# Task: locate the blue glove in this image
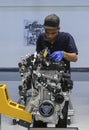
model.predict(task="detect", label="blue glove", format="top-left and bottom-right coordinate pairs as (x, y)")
top-left (51, 51), bottom-right (64, 62)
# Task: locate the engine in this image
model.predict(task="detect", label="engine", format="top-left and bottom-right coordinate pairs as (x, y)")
top-left (18, 51), bottom-right (73, 126)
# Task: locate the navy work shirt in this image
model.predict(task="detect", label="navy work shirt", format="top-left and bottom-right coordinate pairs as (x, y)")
top-left (36, 32), bottom-right (78, 73)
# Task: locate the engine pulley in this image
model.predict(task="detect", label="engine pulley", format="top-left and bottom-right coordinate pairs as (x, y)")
top-left (55, 93), bottom-right (64, 104)
top-left (39, 101), bottom-right (54, 117)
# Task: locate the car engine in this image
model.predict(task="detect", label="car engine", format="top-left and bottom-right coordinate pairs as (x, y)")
top-left (17, 50), bottom-right (73, 127)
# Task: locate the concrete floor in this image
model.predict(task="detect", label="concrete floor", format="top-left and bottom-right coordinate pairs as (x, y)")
top-left (0, 72), bottom-right (89, 130)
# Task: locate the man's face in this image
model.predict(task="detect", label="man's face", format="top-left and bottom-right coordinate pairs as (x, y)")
top-left (45, 28), bottom-right (59, 43)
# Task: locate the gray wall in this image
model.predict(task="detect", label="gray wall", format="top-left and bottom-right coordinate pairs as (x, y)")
top-left (0, 0), bottom-right (89, 68)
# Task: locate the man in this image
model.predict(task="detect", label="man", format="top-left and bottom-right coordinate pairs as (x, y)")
top-left (34, 14), bottom-right (78, 128)
top-left (36, 14), bottom-right (78, 73)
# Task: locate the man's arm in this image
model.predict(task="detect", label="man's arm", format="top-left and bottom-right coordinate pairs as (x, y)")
top-left (64, 52), bottom-right (78, 62)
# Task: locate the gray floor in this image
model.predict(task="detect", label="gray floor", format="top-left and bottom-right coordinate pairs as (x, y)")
top-left (0, 72), bottom-right (89, 130)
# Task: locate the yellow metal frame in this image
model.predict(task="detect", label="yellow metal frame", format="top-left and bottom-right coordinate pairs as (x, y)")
top-left (0, 84), bottom-right (32, 123)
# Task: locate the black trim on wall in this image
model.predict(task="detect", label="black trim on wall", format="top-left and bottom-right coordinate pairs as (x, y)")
top-left (71, 67), bottom-right (89, 72)
top-left (0, 67), bottom-right (89, 72)
top-left (0, 68), bottom-right (19, 72)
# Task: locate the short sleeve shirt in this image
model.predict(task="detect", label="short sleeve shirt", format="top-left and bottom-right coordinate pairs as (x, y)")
top-left (36, 32), bottom-right (78, 73)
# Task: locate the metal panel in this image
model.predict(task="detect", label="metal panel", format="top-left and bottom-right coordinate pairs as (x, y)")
top-left (28, 128), bottom-right (78, 130)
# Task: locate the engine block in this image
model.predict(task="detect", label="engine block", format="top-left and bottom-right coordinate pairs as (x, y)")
top-left (18, 51), bottom-right (73, 126)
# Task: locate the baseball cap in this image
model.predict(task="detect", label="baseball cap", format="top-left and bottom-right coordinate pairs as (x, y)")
top-left (43, 14), bottom-right (60, 29)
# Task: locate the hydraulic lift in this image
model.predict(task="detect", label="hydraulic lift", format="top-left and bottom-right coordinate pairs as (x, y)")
top-left (0, 114), bottom-right (1, 130)
top-left (0, 84), bottom-right (32, 123)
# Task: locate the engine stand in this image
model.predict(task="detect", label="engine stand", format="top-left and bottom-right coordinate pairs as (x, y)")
top-left (67, 97), bottom-right (75, 125)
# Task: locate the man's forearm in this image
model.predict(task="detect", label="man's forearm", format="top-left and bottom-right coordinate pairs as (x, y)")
top-left (64, 52), bottom-right (78, 62)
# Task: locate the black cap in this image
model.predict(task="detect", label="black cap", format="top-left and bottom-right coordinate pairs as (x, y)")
top-left (43, 14), bottom-right (60, 29)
